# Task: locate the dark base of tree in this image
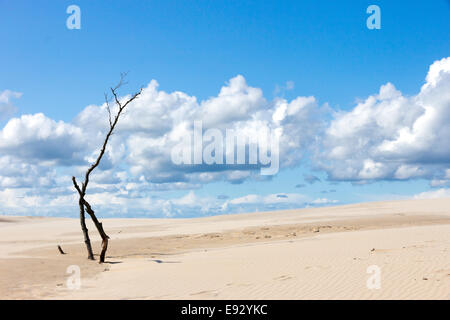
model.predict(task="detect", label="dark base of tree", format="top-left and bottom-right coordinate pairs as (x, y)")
top-left (100, 239), bottom-right (108, 263)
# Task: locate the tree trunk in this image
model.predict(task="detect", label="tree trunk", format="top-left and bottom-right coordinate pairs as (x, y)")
top-left (83, 199), bottom-right (109, 263)
top-left (100, 238), bottom-right (108, 263)
top-left (79, 199), bottom-right (94, 260)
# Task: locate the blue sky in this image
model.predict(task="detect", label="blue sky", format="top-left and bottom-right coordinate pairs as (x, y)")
top-left (0, 1), bottom-right (449, 217)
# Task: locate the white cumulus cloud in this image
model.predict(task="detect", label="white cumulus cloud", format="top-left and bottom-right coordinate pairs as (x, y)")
top-left (318, 57), bottom-right (450, 183)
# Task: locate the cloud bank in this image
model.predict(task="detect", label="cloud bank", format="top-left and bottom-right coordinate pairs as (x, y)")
top-left (317, 57), bottom-right (450, 183)
top-left (1, 57), bottom-right (449, 217)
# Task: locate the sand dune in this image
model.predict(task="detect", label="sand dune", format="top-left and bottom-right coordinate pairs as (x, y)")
top-left (1, 198), bottom-right (449, 299)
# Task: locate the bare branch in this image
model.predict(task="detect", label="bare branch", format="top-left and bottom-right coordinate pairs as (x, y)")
top-left (112, 72), bottom-right (129, 92)
top-left (72, 176), bottom-right (82, 196)
top-left (111, 86), bottom-right (122, 109)
top-left (82, 83), bottom-right (142, 194)
top-left (104, 93), bottom-right (112, 127)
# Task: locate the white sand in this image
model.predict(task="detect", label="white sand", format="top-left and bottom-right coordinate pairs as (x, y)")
top-left (1, 198), bottom-right (449, 299)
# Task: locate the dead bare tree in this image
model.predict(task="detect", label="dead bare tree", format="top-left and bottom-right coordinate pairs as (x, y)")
top-left (72, 74), bottom-right (142, 263)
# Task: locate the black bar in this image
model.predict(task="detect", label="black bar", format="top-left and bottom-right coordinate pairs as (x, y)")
top-left (1, 300), bottom-right (447, 319)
